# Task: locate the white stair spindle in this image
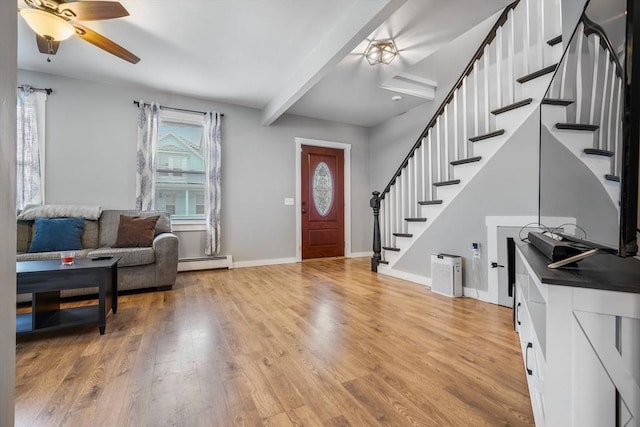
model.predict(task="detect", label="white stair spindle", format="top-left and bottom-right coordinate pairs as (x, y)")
top-left (399, 173), bottom-right (405, 233)
top-left (589, 35), bottom-right (600, 128)
top-left (539, 0), bottom-right (545, 69)
top-left (411, 153), bottom-right (418, 217)
top-left (508, 9), bottom-right (515, 103)
top-left (575, 25), bottom-right (584, 123)
top-left (389, 187), bottom-right (395, 245)
top-left (496, 27), bottom-right (503, 109)
top-left (436, 118), bottom-right (442, 183)
top-left (421, 138), bottom-right (427, 201)
top-left (406, 158), bottom-right (413, 220)
top-left (483, 48), bottom-right (490, 133)
top-left (454, 89), bottom-right (459, 162)
top-left (473, 62), bottom-right (479, 137)
top-left (383, 195), bottom-right (389, 248)
top-left (395, 179), bottom-right (401, 235)
top-left (462, 78), bottom-right (469, 158)
top-left (614, 78), bottom-right (622, 177)
top-left (606, 69), bottom-right (616, 155)
top-left (524, 0), bottom-right (531, 74)
top-left (444, 106), bottom-right (450, 180)
top-left (599, 49), bottom-right (610, 151)
top-left (560, 52), bottom-right (568, 99)
top-left (427, 133), bottom-right (433, 200)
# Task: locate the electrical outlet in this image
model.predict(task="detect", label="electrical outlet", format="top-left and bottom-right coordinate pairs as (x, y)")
top-left (284, 198), bottom-right (294, 206)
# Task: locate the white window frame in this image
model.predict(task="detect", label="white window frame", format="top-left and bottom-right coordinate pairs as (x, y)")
top-left (157, 109), bottom-right (206, 231)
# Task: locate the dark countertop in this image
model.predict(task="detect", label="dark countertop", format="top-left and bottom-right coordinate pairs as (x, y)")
top-left (517, 242), bottom-right (640, 294)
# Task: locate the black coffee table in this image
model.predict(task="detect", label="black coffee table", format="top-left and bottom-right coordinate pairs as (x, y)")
top-left (16, 257), bottom-right (119, 335)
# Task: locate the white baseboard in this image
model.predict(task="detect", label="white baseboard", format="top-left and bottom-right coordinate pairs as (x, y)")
top-left (377, 266), bottom-right (431, 287)
top-left (233, 257), bottom-right (298, 269)
top-left (377, 266), bottom-right (492, 303)
top-left (347, 251), bottom-right (372, 258)
top-left (178, 255), bottom-right (233, 272)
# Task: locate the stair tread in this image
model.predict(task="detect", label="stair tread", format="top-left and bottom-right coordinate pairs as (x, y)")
top-left (605, 174), bottom-right (620, 182)
top-left (556, 123), bottom-right (599, 131)
top-left (451, 156), bottom-right (482, 166)
top-left (469, 129), bottom-right (505, 142)
top-left (405, 218), bottom-right (427, 222)
top-left (418, 200), bottom-right (443, 205)
top-left (382, 246), bottom-right (400, 252)
top-left (491, 98), bottom-right (533, 115)
top-left (542, 98), bottom-right (574, 106)
top-left (433, 179), bottom-right (461, 187)
top-left (584, 148), bottom-right (614, 157)
top-left (517, 64), bottom-right (558, 83)
top-left (393, 233), bottom-right (413, 238)
top-left (547, 35), bottom-right (562, 46)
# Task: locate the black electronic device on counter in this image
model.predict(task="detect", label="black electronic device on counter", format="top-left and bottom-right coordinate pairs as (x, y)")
top-left (527, 231), bottom-right (582, 262)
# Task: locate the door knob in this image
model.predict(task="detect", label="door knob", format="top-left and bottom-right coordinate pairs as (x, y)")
top-left (302, 208), bottom-right (307, 214)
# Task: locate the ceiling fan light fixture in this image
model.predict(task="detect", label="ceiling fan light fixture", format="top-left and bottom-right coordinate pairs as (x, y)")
top-left (364, 40), bottom-right (398, 65)
top-left (20, 9), bottom-right (75, 41)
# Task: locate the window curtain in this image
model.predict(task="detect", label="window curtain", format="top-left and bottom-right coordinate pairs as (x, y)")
top-left (135, 101), bottom-right (160, 210)
top-left (204, 112), bottom-right (222, 255)
top-left (16, 85), bottom-right (43, 211)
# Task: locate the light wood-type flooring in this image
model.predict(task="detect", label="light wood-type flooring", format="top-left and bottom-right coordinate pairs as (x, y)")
top-left (15, 257), bottom-right (534, 426)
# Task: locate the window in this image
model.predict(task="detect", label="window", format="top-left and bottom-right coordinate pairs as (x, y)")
top-left (155, 110), bottom-right (206, 221)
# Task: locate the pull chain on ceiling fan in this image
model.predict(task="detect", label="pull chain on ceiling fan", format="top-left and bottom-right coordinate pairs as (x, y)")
top-left (19, 0), bottom-right (140, 64)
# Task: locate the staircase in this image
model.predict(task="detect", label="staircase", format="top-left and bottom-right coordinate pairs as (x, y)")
top-left (370, 0), bottom-right (564, 279)
top-left (542, 14), bottom-right (624, 209)
top-left (370, 0), bottom-right (627, 291)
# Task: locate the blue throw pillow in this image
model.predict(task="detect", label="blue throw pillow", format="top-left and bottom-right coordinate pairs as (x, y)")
top-left (28, 217), bottom-right (85, 253)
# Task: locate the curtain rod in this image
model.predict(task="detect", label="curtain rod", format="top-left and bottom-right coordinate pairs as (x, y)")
top-left (17, 85), bottom-right (52, 95)
top-left (132, 100), bottom-right (224, 117)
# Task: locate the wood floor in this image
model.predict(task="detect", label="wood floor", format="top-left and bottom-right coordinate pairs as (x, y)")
top-left (15, 257), bottom-right (534, 426)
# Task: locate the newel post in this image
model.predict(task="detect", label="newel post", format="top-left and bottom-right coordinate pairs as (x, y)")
top-left (370, 191), bottom-right (382, 272)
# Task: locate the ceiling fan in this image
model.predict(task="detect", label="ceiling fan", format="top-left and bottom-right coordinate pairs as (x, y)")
top-left (18, 0), bottom-right (140, 64)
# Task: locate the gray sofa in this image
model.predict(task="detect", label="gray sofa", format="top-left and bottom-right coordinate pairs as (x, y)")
top-left (17, 208), bottom-right (179, 302)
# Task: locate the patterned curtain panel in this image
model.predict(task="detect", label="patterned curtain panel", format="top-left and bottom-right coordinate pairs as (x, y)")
top-left (16, 86), bottom-right (42, 211)
top-left (135, 101), bottom-right (160, 210)
top-left (204, 112), bottom-right (222, 255)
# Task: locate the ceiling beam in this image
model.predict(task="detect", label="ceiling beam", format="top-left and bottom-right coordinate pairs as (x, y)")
top-left (260, 0), bottom-right (407, 126)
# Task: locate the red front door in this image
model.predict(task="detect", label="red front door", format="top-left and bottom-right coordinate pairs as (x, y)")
top-left (301, 145), bottom-right (344, 259)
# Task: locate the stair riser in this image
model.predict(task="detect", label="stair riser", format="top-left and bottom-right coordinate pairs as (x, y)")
top-left (435, 183), bottom-right (462, 203)
top-left (494, 103), bottom-right (537, 134)
top-left (453, 159), bottom-right (485, 183)
top-left (517, 72), bottom-right (554, 100)
top-left (541, 103), bottom-right (568, 125)
top-left (419, 203), bottom-right (445, 218)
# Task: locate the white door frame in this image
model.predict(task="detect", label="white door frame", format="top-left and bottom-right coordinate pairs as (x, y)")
top-left (295, 137), bottom-right (351, 262)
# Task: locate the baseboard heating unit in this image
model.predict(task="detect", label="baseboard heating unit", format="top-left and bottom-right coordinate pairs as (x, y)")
top-left (178, 255), bottom-right (233, 271)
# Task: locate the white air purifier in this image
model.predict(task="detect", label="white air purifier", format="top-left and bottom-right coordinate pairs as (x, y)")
top-left (431, 254), bottom-right (462, 297)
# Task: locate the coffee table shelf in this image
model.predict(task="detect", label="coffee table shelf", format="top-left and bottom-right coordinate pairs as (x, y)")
top-left (17, 306), bottom-right (100, 335)
top-left (17, 257), bottom-right (119, 335)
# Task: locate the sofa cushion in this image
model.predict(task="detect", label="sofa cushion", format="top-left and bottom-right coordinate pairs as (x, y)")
top-left (81, 220), bottom-right (99, 249)
top-left (99, 210), bottom-right (171, 247)
top-left (113, 215), bottom-right (160, 248)
top-left (88, 247), bottom-right (155, 267)
top-left (18, 204), bottom-right (102, 220)
top-left (18, 249), bottom-right (93, 262)
top-left (17, 220), bottom-right (32, 253)
top-left (28, 217), bottom-right (84, 253)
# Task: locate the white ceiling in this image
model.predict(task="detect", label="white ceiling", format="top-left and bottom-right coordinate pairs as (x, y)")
top-left (17, 0), bottom-right (511, 128)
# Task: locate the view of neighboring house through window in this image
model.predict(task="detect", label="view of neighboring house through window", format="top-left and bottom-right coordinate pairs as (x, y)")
top-left (155, 111), bottom-right (206, 220)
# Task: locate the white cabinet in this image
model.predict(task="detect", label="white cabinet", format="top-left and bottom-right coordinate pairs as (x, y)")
top-left (515, 245), bottom-right (640, 427)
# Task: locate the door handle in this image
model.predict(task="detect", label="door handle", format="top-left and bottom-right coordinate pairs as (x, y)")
top-left (516, 302), bottom-right (521, 325)
top-left (525, 342), bottom-right (533, 375)
top-left (302, 208), bottom-right (307, 214)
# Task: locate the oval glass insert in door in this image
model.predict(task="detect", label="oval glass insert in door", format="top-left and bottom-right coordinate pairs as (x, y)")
top-left (312, 162), bottom-right (333, 216)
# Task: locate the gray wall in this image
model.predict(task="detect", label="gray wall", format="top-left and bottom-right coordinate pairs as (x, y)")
top-left (562, 0), bottom-right (589, 47)
top-left (17, 70), bottom-right (371, 262)
top-left (0, 1), bottom-right (17, 424)
top-left (368, 11), bottom-right (500, 193)
top-left (393, 111), bottom-right (540, 291)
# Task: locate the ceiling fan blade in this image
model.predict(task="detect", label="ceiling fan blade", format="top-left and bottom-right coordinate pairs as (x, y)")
top-left (57, 1), bottom-right (129, 21)
top-left (71, 22), bottom-right (140, 64)
top-left (36, 34), bottom-right (60, 55)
